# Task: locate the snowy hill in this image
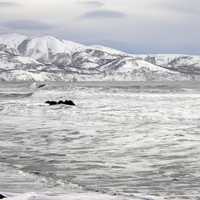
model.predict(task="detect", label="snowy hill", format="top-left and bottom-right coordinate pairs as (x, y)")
top-left (0, 33), bottom-right (199, 81)
top-left (0, 33), bottom-right (27, 49)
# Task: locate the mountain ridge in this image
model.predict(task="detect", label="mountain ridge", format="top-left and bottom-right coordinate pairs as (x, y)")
top-left (0, 33), bottom-right (199, 81)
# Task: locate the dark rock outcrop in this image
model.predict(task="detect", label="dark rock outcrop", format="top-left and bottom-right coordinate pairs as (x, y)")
top-left (45, 100), bottom-right (75, 106)
top-left (0, 194), bottom-right (6, 199)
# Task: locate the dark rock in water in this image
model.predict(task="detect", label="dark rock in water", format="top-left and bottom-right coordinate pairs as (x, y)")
top-left (64, 100), bottom-right (76, 106)
top-left (58, 100), bottom-right (64, 104)
top-left (45, 101), bottom-right (57, 106)
top-left (45, 100), bottom-right (76, 106)
top-left (37, 84), bottom-right (46, 88)
top-left (0, 194), bottom-right (6, 199)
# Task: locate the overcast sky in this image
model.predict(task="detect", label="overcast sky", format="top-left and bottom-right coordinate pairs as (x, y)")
top-left (0, 0), bottom-right (200, 54)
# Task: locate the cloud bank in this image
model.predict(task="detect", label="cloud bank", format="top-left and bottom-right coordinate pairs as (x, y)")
top-left (0, 0), bottom-right (199, 54)
top-left (78, 0), bottom-right (104, 7)
top-left (81, 9), bottom-right (126, 19)
top-left (0, 1), bottom-right (20, 7)
top-left (1, 20), bottom-right (54, 30)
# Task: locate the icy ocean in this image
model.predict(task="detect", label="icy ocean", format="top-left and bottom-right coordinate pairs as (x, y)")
top-left (0, 81), bottom-right (200, 200)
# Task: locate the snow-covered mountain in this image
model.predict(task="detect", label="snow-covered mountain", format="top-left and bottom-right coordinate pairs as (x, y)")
top-left (0, 33), bottom-right (199, 81)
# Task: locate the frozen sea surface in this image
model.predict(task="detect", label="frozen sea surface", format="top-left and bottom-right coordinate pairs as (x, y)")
top-left (0, 81), bottom-right (200, 200)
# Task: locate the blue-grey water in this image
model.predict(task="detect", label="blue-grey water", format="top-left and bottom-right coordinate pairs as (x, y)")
top-left (0, 81), bottom-right (200, 200)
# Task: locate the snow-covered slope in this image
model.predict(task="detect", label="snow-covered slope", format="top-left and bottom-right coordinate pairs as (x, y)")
top-left (17, 36), bottom-right (72, 63)
top-left (141, 54), bottom-right (200, 74)
top-left (0, 33), bottom-right (199, 81)
top-left (90, 45), bottom-right (128, 55)
top-left (0, 33), bottom-right (27, 49)
top-left (62, 40), bottom-right (86, 53)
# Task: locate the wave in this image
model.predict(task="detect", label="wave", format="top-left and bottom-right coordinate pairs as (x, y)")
top-left (2, 192), bottom-right (131, 200)
top-left (0, 82), bottom-right (46, 99)
top-left (2, 191), bottom-right (160, 200)
top-left (0, 161), bottom-right (158, 200)
top-left (0, 92), bottom-right (33, 99)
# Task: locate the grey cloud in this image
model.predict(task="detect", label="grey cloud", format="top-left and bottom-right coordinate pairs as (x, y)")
top-left (81, 9), bottom-right (126, 19)
top-left (78, 0), bottom-right (104, 7)
top-left (0, 1), bottom-right (20, 7)
top-left (155, 0), bottom-right (200, 16)
top-left (1, 20), bottom-right (55, 30)
top-left (1, 0), bottom-right (199, 55)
